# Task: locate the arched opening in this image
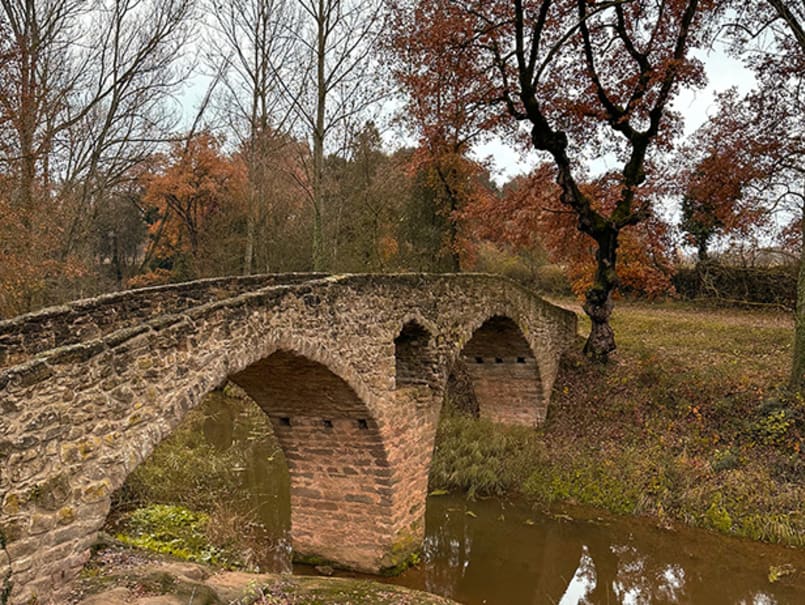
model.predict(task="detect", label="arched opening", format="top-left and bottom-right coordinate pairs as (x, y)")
top-left (230, 350), bottom-right (394, 571)
top-left (454, 316), bottom-right (543, 426)
top-left (108, 388), bottom-right (292, 573)
top-left (394, 320), bottom-right (436, 389)
top-left (105, 349), bottom-right (396, 579)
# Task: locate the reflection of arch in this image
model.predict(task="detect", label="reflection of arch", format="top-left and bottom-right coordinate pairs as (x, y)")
top-left (395, 320), bottom-right (436, 389)
top-left (456, 315), bottom-right (544, 426)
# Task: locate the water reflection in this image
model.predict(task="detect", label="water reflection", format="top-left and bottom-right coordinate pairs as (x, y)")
top-left (202, 392), bottom-right (293, 572)
top-left (387, 496), bottom-right (805, 605)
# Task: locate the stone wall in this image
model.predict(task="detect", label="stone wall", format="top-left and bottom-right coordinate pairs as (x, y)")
top-left (0, 272), bottom-right (576, 604)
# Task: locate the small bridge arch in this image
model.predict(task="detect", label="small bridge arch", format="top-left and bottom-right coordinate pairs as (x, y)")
top-left (457, 314), bottom-right (545, 426)
top-left (0, 273), bottom-right (576, 604)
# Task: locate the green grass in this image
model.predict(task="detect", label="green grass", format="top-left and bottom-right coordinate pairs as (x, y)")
top-left (115, 504), bottom-right (229, 565)
top-left (429, 409), bottom-right (546, 499)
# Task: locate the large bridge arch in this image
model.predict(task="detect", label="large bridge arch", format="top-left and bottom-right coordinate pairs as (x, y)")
top-left (231, 349), bottom-right (396, 571)
top-left (454, 313), bottom-right (545, 426)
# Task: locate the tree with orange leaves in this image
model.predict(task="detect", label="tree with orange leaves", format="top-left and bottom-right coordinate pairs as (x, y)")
top-left (388, 1), bottom-right (502, 271)
top-left (464, 164), bottom-right (675, 298)
top-left (677, 89), bottom-right (774, 262)
top-left (391, 0), bottom-right (720, 360)
top-left (140, 132), bottom-right (247, 281)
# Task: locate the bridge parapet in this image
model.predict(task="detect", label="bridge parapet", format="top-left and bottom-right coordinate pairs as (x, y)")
top-left (0, 273), bottom-right (326, 370)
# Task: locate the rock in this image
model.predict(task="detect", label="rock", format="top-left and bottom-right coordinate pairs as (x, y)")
top-left (77, 587), bottom-right (132, 605)
top-left (204, 571), bottom-right (275, 602)
top-left (151, 560), bottom-right (209, 582)
top-left (134, 597), bottom-right (184, 605)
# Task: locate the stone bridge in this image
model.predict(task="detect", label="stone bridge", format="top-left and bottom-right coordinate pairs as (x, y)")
top-left (0, 273), bottom-right (577, 604)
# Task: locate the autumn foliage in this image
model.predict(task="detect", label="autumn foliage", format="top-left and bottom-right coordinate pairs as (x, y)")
top-left (463, 165), bottom-right (675, 298)
top-left (389, 0), bottom-right (721, 360)
top-left (139, 133), bottom-right (247, 282)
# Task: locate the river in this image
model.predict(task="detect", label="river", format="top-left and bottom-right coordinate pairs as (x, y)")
top-left (185, 393), bottom-right (805, 604)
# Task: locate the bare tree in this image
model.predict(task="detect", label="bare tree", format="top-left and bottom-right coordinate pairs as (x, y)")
top-left (206, 0), bottom-right (302, 274)
top-left (60, 0), bottom-right (196, 259)
top-left (0, 0), bottom-right (81, 220)
top-left (283, 0), bottom-right (386, 270)
top-left (0, 0), bottom-right (195, 286)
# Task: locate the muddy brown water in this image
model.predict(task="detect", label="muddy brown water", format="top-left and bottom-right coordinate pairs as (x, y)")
top-left (196, 395), bottom-right (805, 604)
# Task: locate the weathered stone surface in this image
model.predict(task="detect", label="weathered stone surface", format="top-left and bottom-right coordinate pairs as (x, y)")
top-left (0, 272), bottom-right (576, 603)
top-left (75, 587), bottom-right (133, 605)
top-left (140, 561), bottom-right (209, 582)
top-left (204, 571), bottom-right (275, 602)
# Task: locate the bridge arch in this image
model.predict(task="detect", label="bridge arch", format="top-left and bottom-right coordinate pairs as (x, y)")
top-left (230, 349), bottom-right (395, 571)
top-left (0, 273), bottom-right (577, 603)
top-left (451, 312), bottom-right (545, 426)
top-left (394, 318), bottom-right (440, 391)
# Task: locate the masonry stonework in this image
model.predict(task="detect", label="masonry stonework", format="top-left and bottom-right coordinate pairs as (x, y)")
top-left (0, 273), bottom-right (576, 604)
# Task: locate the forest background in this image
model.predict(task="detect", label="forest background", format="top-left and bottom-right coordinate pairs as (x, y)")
top-left (0, 0), bottom-right (802, 367)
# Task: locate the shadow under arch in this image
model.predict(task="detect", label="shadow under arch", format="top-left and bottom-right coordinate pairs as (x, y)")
top-left (453, 314), bottom-right (544, 426)
top-left (228, 349), bottom-right (396, 572)
top-left (395, 319), bottom-right (439, 390)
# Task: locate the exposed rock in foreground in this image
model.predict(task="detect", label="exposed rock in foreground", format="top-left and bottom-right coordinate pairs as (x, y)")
top-left (67, 544), bottom-right (457, 605)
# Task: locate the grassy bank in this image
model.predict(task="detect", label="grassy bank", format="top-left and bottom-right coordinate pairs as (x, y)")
top-left (431, 300), bottom-right (804, 546)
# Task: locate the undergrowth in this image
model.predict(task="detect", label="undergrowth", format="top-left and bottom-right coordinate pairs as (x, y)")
top-left (429, 409), bottom-right (544, 499)
top-left (109, 390), bottom-right (290, 571)
top-left (114, 504), bottom-right (229, 565)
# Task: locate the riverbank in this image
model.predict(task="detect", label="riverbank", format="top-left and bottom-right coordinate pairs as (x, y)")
top-left (68, 540), bottom-right (457, 605)
top-left (432, 300), bottom-right (803, 546)
top-left (102, 298), bottom-right (803, 594)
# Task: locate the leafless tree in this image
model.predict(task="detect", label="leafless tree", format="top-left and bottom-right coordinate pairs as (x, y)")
top-left (283, 0), bottom-right (387, 270)
top-left (0, 0), bottom-right (195, 262)
top-left (206, 0), bottom-right (303, 274)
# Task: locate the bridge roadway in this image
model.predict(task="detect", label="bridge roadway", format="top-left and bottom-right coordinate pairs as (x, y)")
top-left (0, 272), bottom-right (576, 604)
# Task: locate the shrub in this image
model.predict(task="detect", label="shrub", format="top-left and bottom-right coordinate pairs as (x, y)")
top-left (673, 262), bottom-right (796, 308)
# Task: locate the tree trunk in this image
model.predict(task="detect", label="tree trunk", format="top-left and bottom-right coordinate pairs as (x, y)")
top-left (583, 288), bottom-right (616, 362)
top-left (582, 228), bottom-right (619, 362)
top-left (311, 0), bottom-right (326, 271)
top-left (790, 203), bottom-right (805, 391)
top-left (243, 207), bottom-right (255, 276)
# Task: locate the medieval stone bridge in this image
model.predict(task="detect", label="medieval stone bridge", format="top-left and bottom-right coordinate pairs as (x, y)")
top-left (0, 273), bottom-right (577, 603)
